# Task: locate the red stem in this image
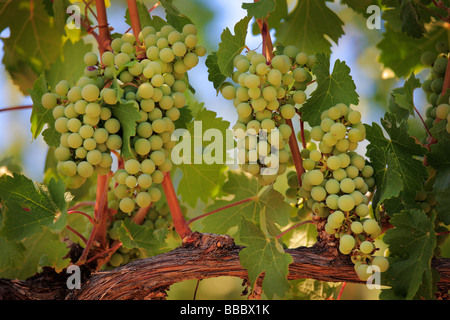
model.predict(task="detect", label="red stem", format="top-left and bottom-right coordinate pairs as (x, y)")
top-left (126, 0), bottom-right (146, 59)
top-left (68, 210), bottom-right (96, 225)
top-left (94, 0), bottom-right (111, 55)
top-left (187, 197), bottom-right (255, 225)
top-left (161, 172), bottom-right (192, 239)
top-left (0, 105), bottom-right (32, 112)
top-left (336, 282), bottom-right (347, 300)
top-left (286, 118), bottom-right (304, 186)
top-left (66, 226), bottom-right (87, 244)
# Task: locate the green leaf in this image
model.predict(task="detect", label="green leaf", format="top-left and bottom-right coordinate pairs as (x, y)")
top-left (0, 236), bottom-right (26, 272)
top-left (0, 227), bottom-right (61, 280)
top-left (276, 0), bottom-right (344, 55)
top-left (301, 53), bottom-right (359, 126)
top-left (238, 214), bottom-right (293, 299)
top-left (0, 174), bottom-right (68, 241)
top-left (202, 171), bottom-right (291, 235)
top-left (117, 219), bottom-right (168, 257)
top-left (160, 0), bottom-right (193, 32)
top-left (0, 0), bottom-right (62, 93)
top-left (53, 0), bottom-right (71, 35)
top-left (38, 240), bottom-right (70, 272)
top-left (365, 112), bottom-right (428, 215)
top-left (288, 278), bottom-right (341, 300)
top-left (110, 100), bottom-right (142, 159)
top-left (399, 0), bottom-right (426, 38)
top-left (381, 209), bottom-right (436, 300)
top-left (377, 24), bottom-right (448, 78)
top-left (29, 73), bottom-right (57, 144)
top-left (205, 52), bottom-right (227, 90)
top-left (173, 105), bottom-right (230, 207)
top-left (251, 0), bottom-right (288, 36)
top-left (242, 0), bottom-right (276, 19)
top-left (393, 72), bottom-right (421, 117)
top-left (217, 16), bottom-right (252, 77)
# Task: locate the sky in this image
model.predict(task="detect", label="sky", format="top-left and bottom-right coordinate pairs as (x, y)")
top-left (0, 0), bottom-right (401, 183)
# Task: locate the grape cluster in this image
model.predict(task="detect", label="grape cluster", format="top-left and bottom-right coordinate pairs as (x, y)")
top-left (42, 66), bottom-right (123, 189)
top-left (297, 103), bottom-right (389, 281)
top-left (421, 40), bottom-right (449, 130)
top-left (219, 46), bottom-right (317, 185)
top-left (44, 23), bottom-right (204, 210)
top-left (107, 24), bottom-right (204, 214)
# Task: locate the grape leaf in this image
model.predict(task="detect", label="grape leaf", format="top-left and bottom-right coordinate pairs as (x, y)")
top-left (0, 0), bottom-right (62, 93)
top-left (201, 171), bottom-right (291, 235)
top-left (117, 219), bottom-right (168, 257)
top-left (0, 236), bottom-right (26, 272)
top-left (435, 189), bottom-right (450, 225)
top-left (399, 0), bottom-right (426, 38)
top-left (110, 100), bottom-right (141, 159)
top-left (0, 227), bottom-right (62, 280)
top-left (53, 0), bottom-right (72, 35)
top-left (365, 112), bottom-right (428, 215)
top-left (392, 72), bottom-right (421, 117)
top-left (301, 53), bottom-right (359, 126)
top-left (29, 72), bottom-right (59, 146)
top-left (288, 278), bottom-right (341, 300)
top-left (251, 0), bottom-right (288, 36)
top-left (381, 209), bottom-right (436, 300)
top-left (377, 24), bottom-right (448, 78)
top-left (159, 0), bottom-right (193, 32)
top-left (276, 0), bottom-right (344, 55)
top-left (173, 105), bottom-right (230, 207)
top-left (238, 213), bottom-right (293, 299)
top-left (242, 0), bottom-right (276, 19)
top-left (0, 174), bottom-right (68, 241)
top-left (205, 52), bottom-right (227, 90)
top-left (38, 240), bottom-right (70, 272)
top-left (217, 16), bottom-right (252, 77)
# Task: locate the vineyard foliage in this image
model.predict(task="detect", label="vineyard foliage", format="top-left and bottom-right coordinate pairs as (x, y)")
top-left (0, 0), bottom-right (449, 300)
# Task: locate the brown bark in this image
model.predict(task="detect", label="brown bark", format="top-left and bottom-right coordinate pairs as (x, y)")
top-left (0, 232), bottom-right (449, 300)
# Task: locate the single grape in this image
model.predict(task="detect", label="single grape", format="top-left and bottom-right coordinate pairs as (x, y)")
top-left (360, 241), bottom-right (374, 254)
top-left (338, 195), bottom-right (355, 212)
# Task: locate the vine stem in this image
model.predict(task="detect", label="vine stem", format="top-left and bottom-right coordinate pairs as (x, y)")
top-left (0, 105), bottom-right (32, 112)
top-left (94, 0), bottom-right (112, 55)
top-left (161, 172), bottom-right (192, 239)
top-left (187, 197), bottom-right (255, 225)
top-left (67, 210), bottom-right (96, 225)
top-left (286, 118), bottom-right (305, 185)
top-left (127, 0), bottom-right (146, 59)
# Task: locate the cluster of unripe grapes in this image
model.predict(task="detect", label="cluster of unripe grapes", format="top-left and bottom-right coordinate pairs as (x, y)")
top-left (296, 103), bottom-right (389, 280)
top-left (219, 45), bottom-right (317, 185)
top-left (41, 64), bottom-right (123, 189)
top-left (421, 40), bottom-right (449, 132)
top-left (43, 23), bottom-right (204, 213)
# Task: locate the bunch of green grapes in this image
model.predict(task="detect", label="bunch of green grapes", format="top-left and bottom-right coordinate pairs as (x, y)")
top-left (41, 62), bottom-right (123, 189)
top-left (297, 103), bottom-right (389, 281)
top-left (421, 40), bottom-right (449, 131)
top-left (219, 46), bottom-right (317, 186)
top-left (102, 24), bottom-right (204, 213)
